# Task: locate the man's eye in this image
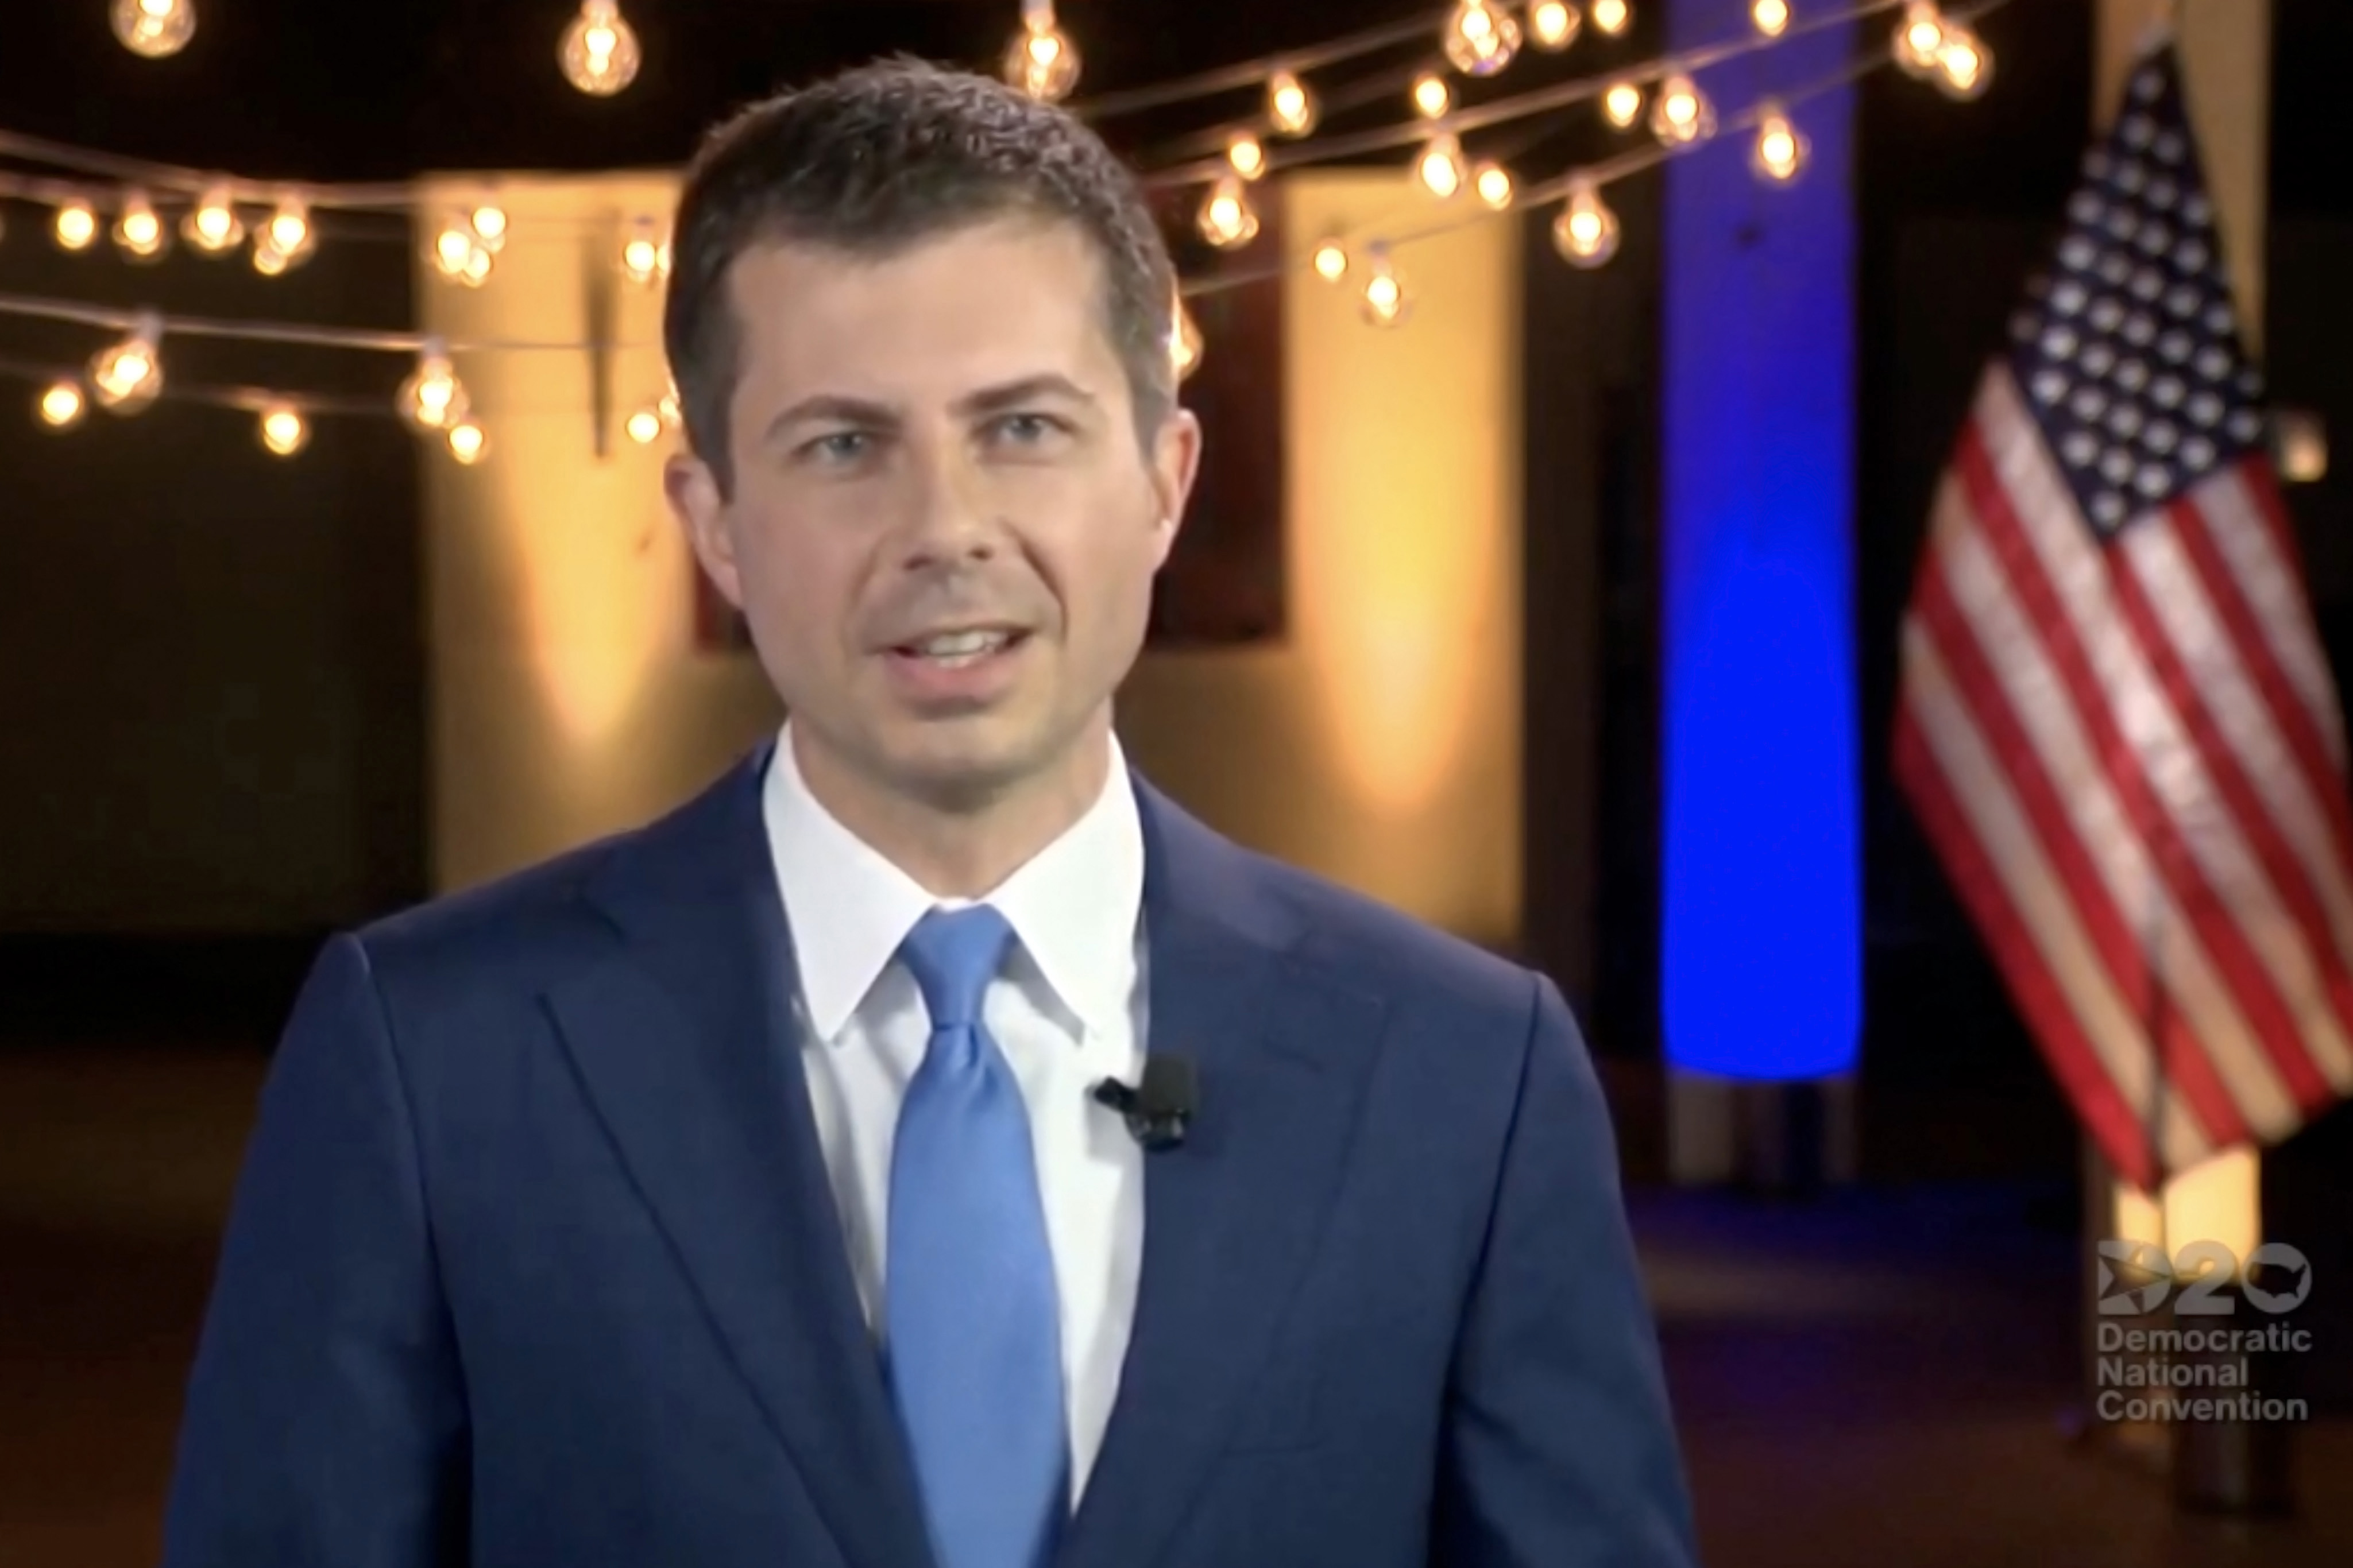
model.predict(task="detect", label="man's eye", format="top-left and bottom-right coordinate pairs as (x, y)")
top-left (994, 413), bottom-right (1064, 444)
top-left (803, 431), bottom-right (871, 463)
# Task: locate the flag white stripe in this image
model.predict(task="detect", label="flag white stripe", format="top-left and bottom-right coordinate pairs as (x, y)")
top-left (1902, 619), bottom-right (2213, 1171)
top-left (1934, 491), bottom-right (2297, 1139)
top-left (2195, 466), bottom-right (2350, 770)
top-left (2119, 516), bottom-right (2353, 984)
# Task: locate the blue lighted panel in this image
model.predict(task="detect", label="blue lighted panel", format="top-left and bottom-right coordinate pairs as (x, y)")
top-left (1660, 0), bottom-right (1860, 1079)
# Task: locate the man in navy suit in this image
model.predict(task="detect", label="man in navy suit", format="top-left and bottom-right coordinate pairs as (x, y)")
top-left (162, 58), bottom-right (1698, 1568)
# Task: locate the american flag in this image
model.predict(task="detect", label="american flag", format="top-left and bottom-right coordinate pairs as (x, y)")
top-left (1892, 44), bottom-right (2353, 1190)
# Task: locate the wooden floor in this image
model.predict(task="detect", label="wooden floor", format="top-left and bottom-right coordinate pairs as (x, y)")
top-left (2, 1044), bottom-right (2348, 1567)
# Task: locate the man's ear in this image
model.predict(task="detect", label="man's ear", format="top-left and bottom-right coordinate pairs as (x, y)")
top-left (1146, 405), bottom-right (1204, 568)
top-left (665, 452), bottom-right (745, 609)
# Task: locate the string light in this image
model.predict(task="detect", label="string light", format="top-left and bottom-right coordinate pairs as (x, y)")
top-left (1751, 103), bottom-right (1808, 182)
top-left (559, 1), bottom-right (642, 96)
top-left (1170, 293), bottom-right (1204, 382)
top-left (253, 195), bottom-right (315, 274)
top-left (1934, 20), bottom-right (1992, 99)
top-left (1474, 160), bottom-right (1515, 209)
top-left (1267, 70), bottom-right (1318, 136)
top-left (398, 340), bottom-right (466, 432)
top-left (1650, 73), bottom-right (1715, 145)
top-left (447, 419), bottom-right (489, 465)
top-left (624, 384), bottom-right (683, 444)
top-left (112, 0), bottom-right (195, 59)
top-left (113, 191), bottom-right (168, 261)
top-left (1417, 133), bottom-right (1469, 200)
top-left (53, 200), bottom-right (99, 251)
top-left (1602, 79), bottom-right (1644, 129)
top-left (258, 404), bottom-right (309, 456)
top-left (1227, 134), bottom-right (1268, 181)
top-left (1752, 0), bottom-right (1792, 37)
top-left (1312, 239), bottom-right (1349, 282)
top-left (1529, 1), bottom-right (1581, 51)
top-left (1197, 175), bottom-right (1259, 249)
top-left (90, 313), bottom-right (165, 412)
top-left (38, 381), bottom-right (86, 429)
top-left (1005, 0), bottom-right (1081, 103)
top-left (182, 182), bottom-right (244, 254)
top-left (1894, 2), bottom-right (1946, 75)
top-left (1443, 0), bottom-right (1521, 78)
top-left (1412, 72), bottom-right (1452, 119)
top-left (431, 208), bottom-right (504, 287)
top-left (620, 216), bottom-right (670, 285)
top-left (1552, 180), bottom-right (1620, 268)
top-left (1591, 0), bottom-right (1631, 37)
top-left (1359, 246), bottom-right (1409, 328)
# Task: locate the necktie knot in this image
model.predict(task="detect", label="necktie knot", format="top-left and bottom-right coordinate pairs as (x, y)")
top-left (898, 905), bottom-right (1015, 1031)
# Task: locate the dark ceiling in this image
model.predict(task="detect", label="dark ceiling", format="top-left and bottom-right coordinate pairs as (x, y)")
top-left (0, 3), bottom-right (2339, 224)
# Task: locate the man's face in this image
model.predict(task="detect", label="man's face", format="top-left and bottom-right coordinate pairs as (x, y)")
top-left (667, 216), bottom-right (1199, 812)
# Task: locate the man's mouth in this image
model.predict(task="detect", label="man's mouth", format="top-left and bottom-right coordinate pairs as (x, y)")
top-left (889, 628), bottom-right (1031, 668)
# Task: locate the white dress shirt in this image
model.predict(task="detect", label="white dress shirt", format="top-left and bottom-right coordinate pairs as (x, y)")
top-left (761, 725), bottom-right (1149, 1505)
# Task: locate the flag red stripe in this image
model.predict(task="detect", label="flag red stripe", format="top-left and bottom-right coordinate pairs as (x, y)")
top-left (1952, 425), bottom-right (2320, 1117)
top-left (2107, 548), bottom-right (2349, 1110)
top-left (1909, 539), bottom-right (2249, 1147)
top-left (1893, 702), bottom-right (2164, 1187)
top-left (2167, 484), bottom-right (2353, 884)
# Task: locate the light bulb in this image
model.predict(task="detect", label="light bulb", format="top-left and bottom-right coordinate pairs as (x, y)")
top-left (1591, 0), bottom-right (1631, 36)
top-left (1170, 295), bottom-right (1204, 383)
top-left (1412, 72), bottom-right (1452, 119)
top-left (38, 381), bottom-right (86, 429)
top-left (1649, 73), bottom-right (1714, 146)
top-left (1935, 23), bottom-right (1992, 99)
top-left (399, 341), bottom-right (466, 433)
top-left (1474, 161), bottom-right (1515, 210)
top-left (1443, 0), bottom-right (1522, 78)
top-left (54, 200), bottom-right (99, 251)
top-left (1751, 106), bottom-right (1807, 183)
top-left (1004, 0), bottom-right (1080, 103)
top-left (447, 420), bottom-right (489, 465)
top-left (1602, 80), bottom-right (1643, 129)
top-left (1894, 2), bottom-right (1946, 75)
top-left (113, 0), bottom-right (195, 59)
top-left (1197, 175), bottom-right (1260, 249)
top-left (183, 182), bottom-right (244, 254)
top-left (114, 190), bottom-right (167, 260)
top-left (253, 195), bottom-right (315, 274)
top-left (91, 313), bottom-right (165, 412)
top-left (1268, 70), bottom-right (1318, 137)
top-left (1530, 1), bottom-right (1580, 51)
top-left (1417, 134), bottom-right (1468, 200)
top-left (1552, 181), bottom-right (1620, 268)
top-left (559, 1), bottom-right (641, 96)
top-left (1227, 135), bottom-right (1267, 181)
top-left (1359, 249), bottom-right (1409, 328)
top-left (259, 404), bottom-right (309, 456)
top-left (1312, 239), bottom-right (1349, 282)
top-left (626, 405), bottom-right (665, 444)
top-left (469, 206), bottom-right (509, 252)
top-left (1752, 0), bottom-right (1791, 37)
top-left (432, 212), bottom-right (499, 287)
top-left (621, 216), bottom-right (667, 284)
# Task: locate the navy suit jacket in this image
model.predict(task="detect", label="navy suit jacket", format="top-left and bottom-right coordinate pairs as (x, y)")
top-left (162, 748), bottom-right (1698, 1568)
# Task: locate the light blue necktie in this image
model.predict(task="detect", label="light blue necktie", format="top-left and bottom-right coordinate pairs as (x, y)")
top-left (885, 906), bottom-right (1069, 1568)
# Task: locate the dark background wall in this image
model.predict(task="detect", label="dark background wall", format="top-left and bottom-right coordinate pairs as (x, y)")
top-left (3, 1), bottom-right (2352, 1209)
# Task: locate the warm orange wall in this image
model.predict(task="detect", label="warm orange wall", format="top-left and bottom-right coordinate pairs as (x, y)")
top-left (421, 169), bottom-right (1525, 945)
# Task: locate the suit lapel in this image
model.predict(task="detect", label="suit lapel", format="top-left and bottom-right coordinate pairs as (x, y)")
top-left (1058, 781), bottom-right (1390, 1568)
top-left (544, 749), bottom-right (936, 1568)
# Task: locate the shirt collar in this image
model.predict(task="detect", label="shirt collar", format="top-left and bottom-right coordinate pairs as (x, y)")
top-left (762, 722), bottom-right (1144, 1044)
